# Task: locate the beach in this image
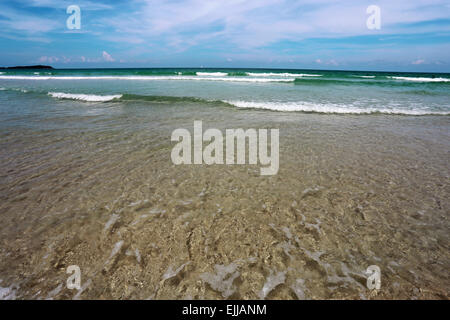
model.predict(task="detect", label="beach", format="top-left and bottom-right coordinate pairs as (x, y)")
top-left (0, 68), bottom-right (449, 299)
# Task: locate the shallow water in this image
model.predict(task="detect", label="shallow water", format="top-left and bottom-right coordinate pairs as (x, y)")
top-left (0, 72), bottom-right (449, 299)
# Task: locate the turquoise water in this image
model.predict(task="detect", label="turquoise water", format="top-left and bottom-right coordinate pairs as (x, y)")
top-left (0, 68), bottom-right (449, 116)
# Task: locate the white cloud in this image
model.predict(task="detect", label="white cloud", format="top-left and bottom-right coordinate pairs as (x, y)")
top-left (0, 5), bottom-right (60, 34)
top-left (3, 0), bottom-right (450, 68)
top-left (38, 56), bottom-right (59, 63)
top-left (23, 0), bottom-right (112, 10)
top-left (99, 0), bottom-right (450, 49)
top-left (314, 58), bottom-right (338, 66)
top-left (102, 51), bottom-right (114, 62)
top-left (37, 53), bottom-right (119, 64)
top-left (328, 59), bottom-right (339, 66)
top-left (412, 59), bottom-right (425, 65)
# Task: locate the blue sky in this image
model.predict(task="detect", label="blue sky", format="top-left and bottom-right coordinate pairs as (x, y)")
top-left (1, 0), bottom-right (450, 72)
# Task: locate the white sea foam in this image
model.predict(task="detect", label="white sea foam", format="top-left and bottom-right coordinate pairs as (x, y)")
top-left (73, 279), bottom-right (92, 300)
top-left (47, 283), bottom-right (63, 300)
top-left (259, 271), bottom-right (286, 299)
top-left (162, 262), bottom-right (190, 281)
top-left (135, 248), bottom-right (141, 264)
top-left (0, 281), bottom-right (18, 300)
top-left (1, 75), bottom-right (294, 83)
top-left (290, 279), bottom-right (307, 300)
top-left (388, 76), bottom-right (450, 82)
top-left (226, 100), bottom-right (450, 115)
top-left (247, 72), bottom-right (321, 77)
top-left (353, 75), bottom-right (375, 78)
top-left (48, 92), bottom-right (122, 102)
top-left (191, 77), bottom-right (293, 82)
top-left (104, 213), bottom-right (120, 232)
top-left (108, 240), bottom-right (124, 261)
top-left (196, 72), bottom-right (228, 76)
top-left (200, 262), bottom-right (240, 298)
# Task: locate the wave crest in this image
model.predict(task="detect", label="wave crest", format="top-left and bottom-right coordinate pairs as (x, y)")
top-left (226, 100), bottom-right (449, 115)
top-left (247, 72), bottom-right (322, 77)
top-left (196, 72), bottom-right (228, 76)
top-left (388, 76), bottom-right (450, 82)
top-left (48, 92), bottom-right (122, 102)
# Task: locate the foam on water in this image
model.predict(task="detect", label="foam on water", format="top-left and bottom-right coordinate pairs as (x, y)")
top-left (104, 213), bottom-right (120, 232)
top-left (108, 240), bottom-right (124, 261)
top-left (162, 262), bottom-right (190, 281)
top-left (3, 88), bottom-right (446, 115)
top-left (247, 72), bottom-right (322, 77)
top-left (1, 69), bottom-right (448, 116)
top-left (0, 280), bottom-right (17, 300)
top-left (46, 283), bottom-right (63, 300)
top-left (135, 249), bottom-right (141, 264)
top-left (389, 76), bottom-right (450, 82)
top-left (259, 271), bottom-right (286, 299)
top-left (48, 92), bottom-right (122, 102)
top-left (226, 100), bottom-right (450, 115)
top-left (290, 279), bottom-right (307, 300)
top-left (1, 75), bottom-right (294, 83)
top-left (73, 279), bottom-right (92, 300)
top-left (196, 72), bottom-right (228, 76)
top-left (200, 262), bottom-right (240, 298)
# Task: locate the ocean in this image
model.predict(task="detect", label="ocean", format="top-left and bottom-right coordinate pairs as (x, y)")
top-left (0, 68), bottom-right (449, 115)
top-left (0, 68), bottom-right (449, 299)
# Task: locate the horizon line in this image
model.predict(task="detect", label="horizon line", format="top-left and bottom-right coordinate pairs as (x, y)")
top-left (1, 65), bottom-right (450, 75)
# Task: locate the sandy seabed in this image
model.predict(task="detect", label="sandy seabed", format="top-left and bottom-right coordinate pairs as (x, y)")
top-left (0, 101), bottom-right (448, 299)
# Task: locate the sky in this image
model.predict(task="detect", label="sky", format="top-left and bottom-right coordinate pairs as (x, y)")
top-left (0, 0), bottom-right (450, 72)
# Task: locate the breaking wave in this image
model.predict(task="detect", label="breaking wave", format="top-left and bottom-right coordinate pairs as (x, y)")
top-left (246, 72), bottom-right (322, 77)
top-left (48, 92), bottom-right (122, 102)
top-left (388, 76), bottom-right (450, 82)
top-left (4, 89), bottom-right (449, 115)
top-left (226, 100), bottom-right (450, 115)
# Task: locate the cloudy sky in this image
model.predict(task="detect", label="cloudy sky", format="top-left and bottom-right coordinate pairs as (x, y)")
top-left (1, 0), bottom-right (450, 71)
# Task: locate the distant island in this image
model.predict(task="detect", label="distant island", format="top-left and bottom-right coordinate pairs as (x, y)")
top-left (0, 65), bottom-right (54, 70)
